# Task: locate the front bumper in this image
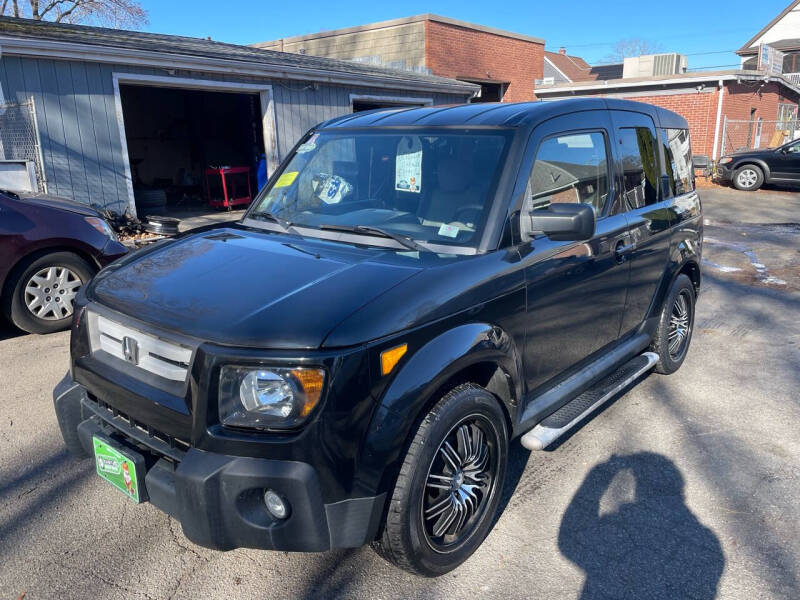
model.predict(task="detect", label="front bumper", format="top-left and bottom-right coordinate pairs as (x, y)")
top-left (98, 238), bottom-right (129, 266)
top-left (53, 374), bottom-right (385, 552)
top-left (714, 163), bottom-right (733, 183)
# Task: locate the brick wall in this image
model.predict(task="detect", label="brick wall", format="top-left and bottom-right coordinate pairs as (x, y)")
top-left (622, 83), bottom-right (799, 157)
top-left (719, 82), bottom-right (798, 153)
top-left (620, 91), bottom-right (719, 157)
top-left (424, 20), bottom-right (543, 103)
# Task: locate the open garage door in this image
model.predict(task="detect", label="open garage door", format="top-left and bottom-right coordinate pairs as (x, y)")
top-left (114, 76), bottom-right (276, 219)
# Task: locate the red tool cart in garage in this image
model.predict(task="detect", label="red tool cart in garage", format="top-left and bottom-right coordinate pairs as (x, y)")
top-left (205, 166), bottom-right (253, 210)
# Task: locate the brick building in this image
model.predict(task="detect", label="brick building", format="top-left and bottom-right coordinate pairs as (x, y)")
top-left (535, 71), bottom-right (800, 160)
top-left (256, 15), bottom-right (544, 104)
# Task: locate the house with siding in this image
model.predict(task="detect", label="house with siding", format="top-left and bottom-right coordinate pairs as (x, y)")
top-left (0, 16), bottom-right (476, 216)
top-left (737, 0), bottom-right (800, 76)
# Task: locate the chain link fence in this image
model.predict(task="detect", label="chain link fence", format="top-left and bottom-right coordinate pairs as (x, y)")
top-left (721, 118), bottom-right (800, 156)
top-left (0, 99), bottom-right (47, 193)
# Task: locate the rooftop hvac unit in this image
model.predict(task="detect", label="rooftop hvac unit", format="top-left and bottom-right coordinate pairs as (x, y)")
top-left (623, 53), bottom-right (688, 78)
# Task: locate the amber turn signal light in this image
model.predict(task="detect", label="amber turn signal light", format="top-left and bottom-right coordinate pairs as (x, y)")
top-left (291, 369), bottom-right (326, 416)
top-left (381, 344), bottom-right (408, 376)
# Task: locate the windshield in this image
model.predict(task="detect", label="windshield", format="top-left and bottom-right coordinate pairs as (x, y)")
top-left (248, 130), bottom-right (511, 249)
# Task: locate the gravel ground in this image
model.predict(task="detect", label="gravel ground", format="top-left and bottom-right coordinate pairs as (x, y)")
top-left (1, 186), bottom-right (799, 599)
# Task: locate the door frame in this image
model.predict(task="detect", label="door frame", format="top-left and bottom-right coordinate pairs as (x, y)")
top-left (112, 73), bottom-right (278, 218)
top-left (349, 93), bottom-right (433, 112)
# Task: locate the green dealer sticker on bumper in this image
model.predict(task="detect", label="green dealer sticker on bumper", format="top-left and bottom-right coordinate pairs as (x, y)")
top-left (93, 435), bottom-right (141, 503)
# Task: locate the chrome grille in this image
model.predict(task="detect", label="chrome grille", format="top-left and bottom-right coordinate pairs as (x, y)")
top-left (87, 312), bottom-right (192, 382)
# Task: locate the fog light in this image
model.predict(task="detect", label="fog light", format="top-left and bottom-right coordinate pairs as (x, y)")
top-left (264, 489), bottom-right (289, 519)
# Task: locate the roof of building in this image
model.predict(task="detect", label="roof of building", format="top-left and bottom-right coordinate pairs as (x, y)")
top-left (254, 14), bottom-right (544, 49)
top-left (0, 16), bottom-right (478, 94)
top-left (742, 37), bottom-right (800, 53)
top-left (534, 69), bottom-right (800, 97)
top-left (737, 0), bottom-right (800, 54)
top-left (543, 51), bottom-right (623, 82)
top-left (318, 97), bottom-right (687, 129)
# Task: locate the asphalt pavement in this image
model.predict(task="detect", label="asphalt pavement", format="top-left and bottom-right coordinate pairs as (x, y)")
top-left (1, 185), bottom-right (799, 599)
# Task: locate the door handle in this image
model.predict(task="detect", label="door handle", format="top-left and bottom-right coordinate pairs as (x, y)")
top-left (614, 240), bottom-right (635, 263)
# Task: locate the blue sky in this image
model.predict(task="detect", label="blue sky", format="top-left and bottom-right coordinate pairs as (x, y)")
top-left (140, 0), bottom-right (789, 70)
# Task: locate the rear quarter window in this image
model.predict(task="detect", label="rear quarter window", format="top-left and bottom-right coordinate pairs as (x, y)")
top-left (660, 128), bottom-right (694, 196)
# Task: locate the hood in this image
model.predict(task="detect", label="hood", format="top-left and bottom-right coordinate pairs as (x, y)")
top-left (729, 147), bottom-right (776, 158)
top-left (89, 227), bottom-right (423, 349)
top-left (19, 193), bottom-right (103, 217)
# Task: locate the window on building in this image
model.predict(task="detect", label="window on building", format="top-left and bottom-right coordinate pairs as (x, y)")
top-left (782, 51), bottom-right (800, 74)
top-left (527, 132), bottom-right (610, 213)
top-left (778, 103), bottom-right (798, 127)
top-left (659, 128), bottom-right (694, 196)
top-left (617, 127), bottom-right (659, 210)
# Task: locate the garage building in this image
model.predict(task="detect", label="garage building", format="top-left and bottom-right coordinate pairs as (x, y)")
top-left (0, 17), bottom-right (476, 216)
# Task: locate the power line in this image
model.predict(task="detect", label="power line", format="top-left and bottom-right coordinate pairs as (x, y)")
top-left (684, 50), bottom-right (739, 56)
top-left (687, 64), bottom-right (743, 71)
top-left (549, 27), bottom-right (754, 49)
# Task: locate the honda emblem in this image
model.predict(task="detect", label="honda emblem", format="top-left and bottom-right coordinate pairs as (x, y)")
top-left (122, 336), bottom-right (139, 365)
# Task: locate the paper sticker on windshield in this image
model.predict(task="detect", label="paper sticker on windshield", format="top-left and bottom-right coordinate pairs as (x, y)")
top-left (396, 136), bottom-right (422, 193)
top-left (297, 133), bottom-right (319, 154)
top-left (275, 171), bottom-right (298, 188)
top-left (312, 173), bottom-right (352, 204)
top-left (438, 224), bottom-right (459, 238)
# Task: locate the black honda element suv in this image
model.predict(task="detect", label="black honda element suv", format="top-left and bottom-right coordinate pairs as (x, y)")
top-left (53, 99), bottom-right (701, 577)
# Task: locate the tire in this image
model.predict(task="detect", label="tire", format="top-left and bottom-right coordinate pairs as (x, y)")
top-left (732, 165), bottom-right (764, 191)
top-left (651, 274), bottom-right (695, 374)
top-left (3, 252), bottom-right (95, 335)
top-left (373, 383), bottom-right (508, 577)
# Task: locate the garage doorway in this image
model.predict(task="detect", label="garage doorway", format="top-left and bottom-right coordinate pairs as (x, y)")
top-left (459, 79), bottom-right (507, 103)
top-left (113, 74), bottom-right (277, 220)
top-left (350, 94), bottom-right (433, 113)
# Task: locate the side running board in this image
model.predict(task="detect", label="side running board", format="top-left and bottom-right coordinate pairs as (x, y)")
top-left (520, 352), bottom-right (659, 451)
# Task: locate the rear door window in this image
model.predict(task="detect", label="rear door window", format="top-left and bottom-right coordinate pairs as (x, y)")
top-left (617, 127), bottom-right (659, 209)
top-left (527, 131), bottom-right (610, 213)
top-left (660, 128), bottom-right (694, 196)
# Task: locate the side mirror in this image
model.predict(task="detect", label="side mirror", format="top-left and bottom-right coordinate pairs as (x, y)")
top-left (526, 203), bottom-right (596, 242)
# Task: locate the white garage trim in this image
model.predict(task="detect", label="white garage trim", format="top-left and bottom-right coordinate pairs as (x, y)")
top-left (0, 46), bottom-right (6, 112)
top-left (111, 72), bottom-right (278, 218)
top-left (349, 93), bottom-right (433, 111)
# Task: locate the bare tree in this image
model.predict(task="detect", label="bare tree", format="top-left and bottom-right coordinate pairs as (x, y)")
top-left (1, 0), bottom-right (147, 29)
top-left (605, 38), bottom-right (663, 62)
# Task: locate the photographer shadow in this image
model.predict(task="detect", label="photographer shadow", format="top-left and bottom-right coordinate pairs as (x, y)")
top-left (558, 452), bottom-right (724, 599)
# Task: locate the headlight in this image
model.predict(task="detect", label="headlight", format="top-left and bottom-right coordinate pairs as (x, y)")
top-left (218, 366), bottom-right (325, 430)
top-left (85, 217), bottom-right (118, 241)
top-left (718, 157), bottom-right (733, 165)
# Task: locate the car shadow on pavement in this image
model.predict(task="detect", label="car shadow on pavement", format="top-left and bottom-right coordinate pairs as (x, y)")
top-left (558, 452), bottom-right (724, 600)
top-left (0, 321), bottom-right (26, 341)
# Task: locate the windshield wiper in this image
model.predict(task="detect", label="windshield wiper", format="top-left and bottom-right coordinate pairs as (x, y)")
top-left (319, 224), bottom-right (428, 252)
top-left (249, 211), bottom-right (295, 233)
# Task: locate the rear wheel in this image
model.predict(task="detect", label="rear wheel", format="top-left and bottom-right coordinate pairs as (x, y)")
top-left (651, 274), bottom-right (695, 374)
top-left (373, 383), bottom-right (508, 576)
top-left (732, 165), bottom-right (764, 191)
top-left (4, 252), bottom-right (94, 334)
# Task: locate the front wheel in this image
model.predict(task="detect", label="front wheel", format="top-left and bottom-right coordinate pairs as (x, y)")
top-left (651, 274), bottom-right (696, 374)
top-left (373, 383), bottom-right (508, 576)
top-left (732, 165), bottom-right (764, 191)
top-left (4, 252), bottom-right (95, 334)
